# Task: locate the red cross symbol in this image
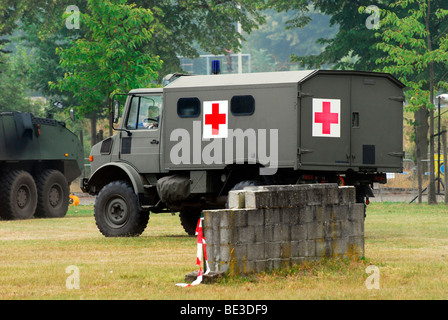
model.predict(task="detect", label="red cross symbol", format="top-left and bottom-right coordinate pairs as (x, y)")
top-left (314, 101), bottom-right (339, 135)
top-left (205, 103), bottom-right (226, 135)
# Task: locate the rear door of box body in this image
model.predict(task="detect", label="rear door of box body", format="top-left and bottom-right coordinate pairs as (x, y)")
top-left (299, 74), bottom-right (352, 170)
top-left (299, 73), bottom-right (403, 172)
top-left (350, 76), bottom-right (403, 171)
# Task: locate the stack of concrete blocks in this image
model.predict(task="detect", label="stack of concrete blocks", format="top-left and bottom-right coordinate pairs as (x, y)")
top-left (203, 184), bottom-right (365, 276)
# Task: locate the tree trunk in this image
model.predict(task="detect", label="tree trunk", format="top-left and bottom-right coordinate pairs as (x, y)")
top-left (90, 112), bottom-right (97, 148)
top-left (107, 94), bottom-right (113, 137)
top-left (414, 107), bottom-right (429, 203)
top-left (426, 0), bottom-right (437, 204)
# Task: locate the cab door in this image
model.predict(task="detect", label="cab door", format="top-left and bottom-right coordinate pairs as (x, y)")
top-left (119, 94), bottom-right (162, 173)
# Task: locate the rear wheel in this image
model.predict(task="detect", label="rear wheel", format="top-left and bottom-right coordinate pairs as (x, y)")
top-left (94, 181), bottom-right (149, 237)
top-left (179, 207), bottom-right (201, 236)
top-left (35, 170), bottom-right (70, 218)
top-left (0, 170), bottom-right (37, 220)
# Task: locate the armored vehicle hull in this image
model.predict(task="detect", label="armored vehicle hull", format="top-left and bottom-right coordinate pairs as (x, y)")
top-left (0, 112), bottom-right (84, 220)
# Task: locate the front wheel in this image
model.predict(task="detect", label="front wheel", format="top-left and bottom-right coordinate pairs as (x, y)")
top-left (94, 181), bottom-right (149, 237)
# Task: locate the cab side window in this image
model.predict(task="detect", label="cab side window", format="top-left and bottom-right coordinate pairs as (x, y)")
top-left (126, 96), bottom-right (161, 130)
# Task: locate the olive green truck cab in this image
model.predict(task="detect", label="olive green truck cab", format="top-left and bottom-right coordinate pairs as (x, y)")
top-left (0, 111), bottom-right (84, 220)
top-left (82, 70), bottom-right (405, 237)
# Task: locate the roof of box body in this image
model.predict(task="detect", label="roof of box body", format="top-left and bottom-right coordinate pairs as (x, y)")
top-left (164, 69), bottom-right (405, 89)
top-left (165, 70), bottom-right (316, 89)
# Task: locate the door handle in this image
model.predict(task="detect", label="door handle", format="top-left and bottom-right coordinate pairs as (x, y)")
top-left (151, 139), bottom-right (159, 145)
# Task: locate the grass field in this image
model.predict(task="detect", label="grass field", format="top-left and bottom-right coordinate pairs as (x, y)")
top-left (0, 202), bottom-right (447, 300)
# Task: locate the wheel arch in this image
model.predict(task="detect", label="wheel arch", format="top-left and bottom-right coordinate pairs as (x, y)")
top-left (86, 162), bottom-right (145, 195)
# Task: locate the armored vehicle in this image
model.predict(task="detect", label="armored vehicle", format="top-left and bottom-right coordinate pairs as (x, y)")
top-left (0, 111), bottom-right (84, 220)
top-left (82, 70), bottom-right (405, 237)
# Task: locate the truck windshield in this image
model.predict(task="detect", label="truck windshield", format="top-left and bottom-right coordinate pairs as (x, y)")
top-left (126, 94), bottom-right (163, 130)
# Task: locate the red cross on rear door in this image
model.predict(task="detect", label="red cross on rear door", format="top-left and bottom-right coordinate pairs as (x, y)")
top-left (312, 98), bottom-right (341, 138)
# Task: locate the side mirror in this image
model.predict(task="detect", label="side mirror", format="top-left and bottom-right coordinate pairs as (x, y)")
top-left (113, 100), bottom-right (120, 123)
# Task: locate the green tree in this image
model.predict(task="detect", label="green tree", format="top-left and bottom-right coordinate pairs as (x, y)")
top-left (0, 43), bottom-right (48, 114)
top-left (50, 0), bottom-right (162, 146)
top-left (265, 0), bottom-right (392, 71)
top-left (372, 0), bottom-right (448, 204)
top-left (243, 9), bottom-right (337, 72)
top-left (132, 0), bottom-right (266, 78)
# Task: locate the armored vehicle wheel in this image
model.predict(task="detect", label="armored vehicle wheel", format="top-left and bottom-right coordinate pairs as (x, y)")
top-left (94, 181), bottom-right (149, 237)
top-left (179, 208), bottom-right (201, 236)
top-left (0, 170), bottom-right (37, 220)
top-left (35, 170), bottom-right (70, 218)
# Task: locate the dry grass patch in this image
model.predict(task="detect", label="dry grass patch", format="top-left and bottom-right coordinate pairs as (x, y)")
top-left (0, 203), bottom-right (447, 299)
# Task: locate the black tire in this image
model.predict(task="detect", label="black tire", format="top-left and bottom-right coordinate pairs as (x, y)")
top-left (94, 181), bottom-right (149, 237)
top-left (0, 170), bottom-right (37, 220)
top-left (179, 207), bottom-right (201, 236)
top-left (230, 180), bottom-right (262, 191)
top-left (34, 170), bottom-right (70, 218)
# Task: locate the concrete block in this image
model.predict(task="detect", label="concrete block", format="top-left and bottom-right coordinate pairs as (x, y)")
top-left (264, 225), bottom-right (275, 242)
top-left (265, 242), bottom-right (282, 259)
top-left (220, 245), bottom-right (231, 262)
top-left (340, 220), bottom-right (352, 238)
top-left (218, 210), bottom-right (230, 228)
top-left (281, 242), bottom-right (291, 259)
top-left (332, 204), bottom-right (349, 221)
top-left (314, 205), bottom-right (331, 222)
top-left (290, 224), bottom-right (307, 241)
top-left (315, 239), bottom-right (333, 258)
top-left (307, 221), bottom-right (325, 240)
top-left (290, 257), bottom-right (306, 266)
top-left (299, 206), bottom-right (314, 224)
top-left (254, 225), bottom-right (266, 243)
top-left (272, 224), bottom-right (285, 242)
top-left (306, 184), bottom-right (337, 206)
top-left (247, 209), bottom-right (264, 226)
top-left (347, 236), bottom-right (365, 258)
top-left (338, 186), bottom-right (356, 204)
top-left (237, 225), bottom-right (255, 244)
top-left (255, 260), bottom-right (267, 273)
top-left (233, 210), bottom-right (248, 227)
top-left (349, 203), bottom-right (366, 222)
top-left (280, 207), bottom-right (292, 225)
top-left (248, 243), bottom-right (265, 261)
top-left (220, 227), bottom-right (232, 245)
top-left (233, 244), bottom-right (247, 263)
top-left (228, 190), bottom-right (245, 209)
top-left (323, 220), bottom-right (341, 239)
top-left (334, 238), bottom-right (349, 256)
top-left (245, 190), bottom-right (271, 209)
top-left (281, 207), bottom-right (300, 225)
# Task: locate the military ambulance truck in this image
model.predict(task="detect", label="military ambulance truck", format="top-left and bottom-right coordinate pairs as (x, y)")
top-left (0, 111), bottom-right (84, 220)
top-left (82, 70), bottom-right (405, 237)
